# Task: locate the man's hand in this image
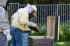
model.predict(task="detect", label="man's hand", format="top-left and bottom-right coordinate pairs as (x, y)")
top-left (32, 23), bottom-right (37, 27)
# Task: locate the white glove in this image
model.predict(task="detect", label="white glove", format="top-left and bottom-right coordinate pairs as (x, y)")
top-left (3, 28), bottom-right (11, 41)
top-left (32, 23), bottom-right (37, 27)
top-left (7, 35), bottom-right (11, 41)
top-left (27, 22), bottom-right (37, 27)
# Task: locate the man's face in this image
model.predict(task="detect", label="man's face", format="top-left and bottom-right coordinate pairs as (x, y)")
top-left (31, 10), bottom-right (37, 17)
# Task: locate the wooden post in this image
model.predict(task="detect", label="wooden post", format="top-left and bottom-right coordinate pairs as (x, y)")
top-left (47, 16), bottom-right (56, 39)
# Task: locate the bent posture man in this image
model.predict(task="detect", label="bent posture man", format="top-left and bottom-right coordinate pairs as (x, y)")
top-left (11, 4), bottom-right (39, 46)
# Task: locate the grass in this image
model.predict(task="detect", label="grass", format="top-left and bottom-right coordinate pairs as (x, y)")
top-left (8, 40), bottom-right (11, 46)
top-left (55, 41), bottom-right (70, 46)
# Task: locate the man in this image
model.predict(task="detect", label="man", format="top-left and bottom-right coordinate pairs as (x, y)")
top-left (0, 0), bottom-right (11, 46)
top-left (11, 4), bottom-right (39, 46)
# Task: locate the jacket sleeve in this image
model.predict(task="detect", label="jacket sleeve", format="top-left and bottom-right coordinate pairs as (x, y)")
top-left (18, 11), bottom-right (37, 27)
top-left (1, 8), bottom-right (10, 30)
top-left (2, 12), bottom-right (10, 29)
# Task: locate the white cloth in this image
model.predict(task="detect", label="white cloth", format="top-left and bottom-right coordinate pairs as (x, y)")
top-left (12, 4), bottom-right (37, 29)
top-left (11, 4), bottom-right (37, 31)
top-left (23, 4), bottom-right (33, 13)
top-left (3, 28), bottom-right (11, 41)
top-left (17, 4), bottom-right (37, 26)
top-left (16, 8), bottom-right (37, 27)
top-left (32, 5), bottom-right (37, 12)
top-left (21, 4), bottom-right (37, 14)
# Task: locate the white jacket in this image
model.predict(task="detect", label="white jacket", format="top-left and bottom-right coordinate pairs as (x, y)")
top-left (0, 6), bottom-right (10, 32)
top-left (0, 6), bottom-right (11, 41)
top-left (11, 4), bottom-right (37, 31)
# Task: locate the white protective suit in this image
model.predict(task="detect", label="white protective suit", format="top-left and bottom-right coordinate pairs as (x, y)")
top-left (11, 4), bottom-right (37, 31)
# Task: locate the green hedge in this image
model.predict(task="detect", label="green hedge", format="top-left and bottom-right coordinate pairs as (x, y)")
top-left (59, 20), bottom-right (70, 41)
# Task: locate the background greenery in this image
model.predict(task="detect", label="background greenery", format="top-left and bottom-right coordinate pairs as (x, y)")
top-left (59, 20), bottom-right (70, 41)
top-left (55, 41), bottom-right (70, 46)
